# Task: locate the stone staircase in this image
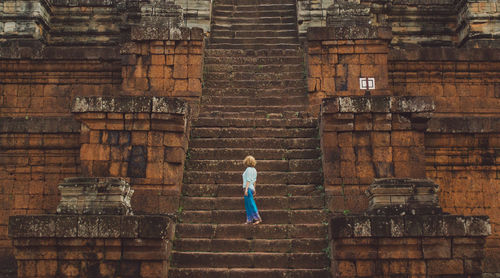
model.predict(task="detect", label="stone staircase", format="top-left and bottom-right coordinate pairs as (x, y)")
top-left (169, 0), bottom-right (330, 277)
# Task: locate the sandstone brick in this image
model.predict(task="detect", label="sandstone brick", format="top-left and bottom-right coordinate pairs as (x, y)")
top-left (187, 63), bottom-right (202, 78)
top-left (409, 260), bottom-right (426, 274)
top-left (132, 132), bottom-right (148, 145)
top-left (378, 238), bottom-right (422, 259)
top-left (146, 163), bottom-right (163, 179)
top-left (140, 261), bottom-right (164, 277)
top-left (173, 63), bottom-right (188, 79)
top-left (188, 79), bottom-right (202, 92)
top-left (151, 55), bottom-right (165, 65)
top-left (389, 260), bottom-right (409, 274)
top-left (427, 259), bottom-right (464, 275)
top-left (373, 147), bottom-right (392, 162)
top-left (174, 80), bottom-right (188, 92)
top-left (422, 238), bottom-right (451, 259)
top-left (36, 260), bottom-right (57, 276)
top-left (336, 260), bottom-right (356, 276)
top-left (338, 132), bottom-right (353, 147)
top-left (356, 260), bottom-right (375, 276)
top-left (356, 162), bottom-right (375, 179)
top-left (309, 64), bottom-right (321, 77)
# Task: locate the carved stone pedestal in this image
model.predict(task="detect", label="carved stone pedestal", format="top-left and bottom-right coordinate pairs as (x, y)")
top-left (9, 177), bottom-right (175, 278)
top-left (330, 178), bottom-right (491, 277)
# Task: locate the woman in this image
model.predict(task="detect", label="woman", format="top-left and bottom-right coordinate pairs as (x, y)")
top-left (242, 155), bottom-right (262, 224)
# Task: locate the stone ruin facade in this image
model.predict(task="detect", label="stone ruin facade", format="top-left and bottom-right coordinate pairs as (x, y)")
top-left (1, 0), bottom-right (499, 277)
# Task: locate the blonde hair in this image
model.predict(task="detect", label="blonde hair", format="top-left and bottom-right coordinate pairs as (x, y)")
top-left (243, 155), bottom-right (257, 167)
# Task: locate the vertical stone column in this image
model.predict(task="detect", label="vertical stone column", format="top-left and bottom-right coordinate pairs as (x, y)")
top-left (121, 0), bottom-right (204, 113)
top-left (306, 26), bottom-right (392, 113)
top-left (456, 0), bottom-right (500, 47)
top-left (320, 96), bottom-right (434, 213)
top-left (0, 0), bottom-right (51, 57)
top-left (72, 96), bottom-right (190, 213)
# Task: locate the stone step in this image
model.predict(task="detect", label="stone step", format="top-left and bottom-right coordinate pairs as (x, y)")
top-left (200, 95), bottom-right (307, 106)
top-left (213, 10), bottom-right (296, 18)
top-left (181, 196), bottom-right (325, 211)
top-left (204, 56), bottom-right (303, 65)
top-left (196, 111), bottom-right (313, 119)
top-left (213, 16), bottom-right (296, 24)
top-left (211, 28), bottom-right (297, 38)
top-left (173, 238), bottom-right (328, 253)
top-left (204, 64), bottom-right (304, 74)
top-left (189, 138), bottom-right (319, 149)
top-left (180, 209), bottom-right (328, 224)
top-left (200, 105), bottom-right (307, 113)
top-left (189, 148), bottom-right (321, 160)
top-left (176, 223), bottom-right (327, 239)
top-left (200, 89), bottom-right (307, 99)
top-left (192, 116), bottom-right (318, 127)
top-left (210, 37), bottom-right (298, 45)
top-left (169, 268), bottom-right (331, 278)
top-left (183, 171), bottom-right (322, 185)
top-left (204, 48), bottom-right (302, 57)
top-left (214, 0), bottom-right (297, 5)
top-left (185, 159), bottom-right (320, 171)
top-left (171, 251), bottom-right (329, 269)
top-left (206, 43), bottom-right (300, 50)
top-left (204, 79), bottom-right (305, 89)
top-left (204, 72), bottom-right (304, 82)
top-left (182, 184), bottom-right (323, 198)
top-left (213, 23), bottom-right (297, 31)
top-left (191, 127), bottom-right (317, 139)
top-left (214, 4), bottom-right (296, 12)
top-left (201, 95), bottom-right (309, 106)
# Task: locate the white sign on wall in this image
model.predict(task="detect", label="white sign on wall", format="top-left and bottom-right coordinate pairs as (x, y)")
top-left (359, 78), bottom-right (375, 90)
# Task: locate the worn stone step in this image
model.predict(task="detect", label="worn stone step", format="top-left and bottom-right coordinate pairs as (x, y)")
top-left (204, 79), bottom-right (305, 89)
top-left (183, 171), bottom-right (322, 185)
top-left (191, 127), bottom-right (317, 139)
top-left (173, 238), bottom-right (328, 253)
top-left (189, 138), bottom-right (319, 149)
top-left (201, 89), bottom-right (307, 99)
top-left (204, 72), bottom-right (304, 82)
top-left (200, 105), bottom-right (307, 113)
top-left (215, 0), bottom-right (297, 5)
top-left (196, 111), bottom-right (313, 119)
top-left (180, 210), bottom-right (328, 224)
top-left (189, 148), bottom-right (321, 160)
top-left (211, 37), bottom-right (298, 45)
top-left (191, 118), bottom-right (318, 129)
top-left (212, 30), bottom-right (298, 39)
top-left (214, 3), bottom-right (296, 12)
top-left (181, 196), bottom-right (325, 210)
top-left (199, 106), bottom-right (307, 114)
top-left (182, 184), bottom-right (323, 198)
top-left (213, 10), bottom-right (296, 18)
top-left (176, 223), bottom-right (327, 239)
top-left (205, 56), bottom-right (303, 65)
top-left (204, 63), bottom-right (304, 74)
top-left (213, 15), bottom-right (296, 24)
top-left (200, 95), bottom-right (307, 106)
top-left (172, 251), bottom-right (329, 269)
top-left (213, 23), bottom-right (297, 31)
top-left (204, 48), bottom-right (301, 57)
top-left (206, 43), bottom-right (299, 50)
top-left (169, 268), bottom-right (331, 278)
top-left (185, 159), bottom-right (321, 171)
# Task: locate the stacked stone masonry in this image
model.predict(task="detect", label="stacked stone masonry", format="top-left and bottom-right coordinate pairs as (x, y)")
top-left (9, 214), bottom-right (175, 278)
top-left (1, 0), bottom-right (500, 276)
top-left (72, 96), bottom-right (191, 215)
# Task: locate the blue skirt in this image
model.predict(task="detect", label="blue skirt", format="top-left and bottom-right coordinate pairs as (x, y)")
top-left (244, 189), bottom-right (261, 222)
